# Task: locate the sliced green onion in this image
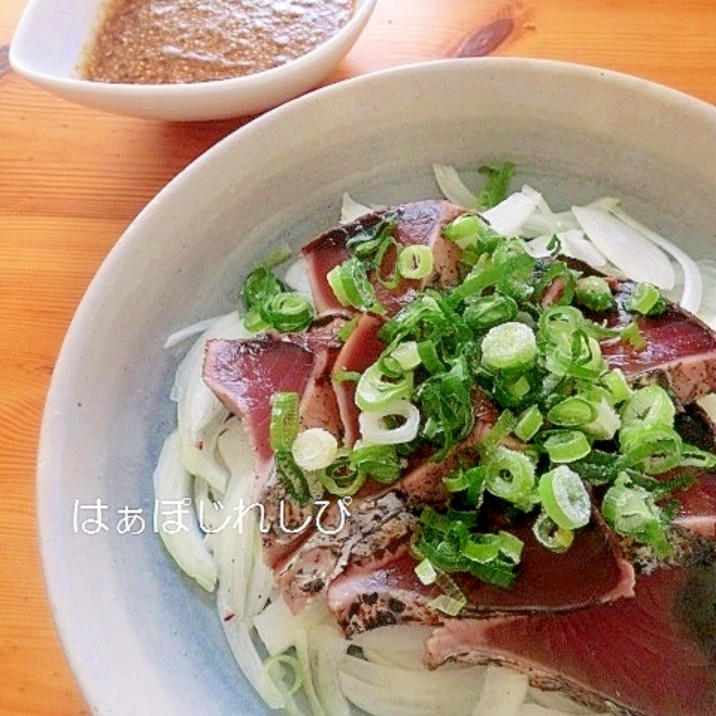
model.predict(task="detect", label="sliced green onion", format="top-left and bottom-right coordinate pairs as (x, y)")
top-left (481, 321), bottom-right (538, 372)
top-left (582, 399), bottom-right (621, 441)
top-left (427, 593), bottom-right (467, 616)
top-left (260, 291), bottom-right (313, 333)
top-left (263, 653), bottom-right (304, 696)
top-left (415, 557), bottom-right (438, 586)
top-left (326, 257), bottom-right (385, 314)
top-left (416, 368), bottom-right (475, 457)
top-left (243, 308), bottom-right (269, 333)
top-left (620, 385), bottom-right (675, 430)
top-left (538, 305), bottom-right (585, 343)
top-left (463, 294), bottom-right (518, 332)
top-left (348, 443), bottom-right (403, 483)
top-left (274, 450), bottom-right (310, 504)
top-left (493, 239), bottom-right (536, 301)
top-left (358, 399), bottom-right (420, 445)
top-left (388, 340), bottom-right (422, 371)
top-left (355, 363), bottom-right (413, 411)
top-left (316, 467), bottom-right (366, 497)
top-left (269, 392), bottom-right (300, 452)
top-left (566, 333), bottom-right (605, 379)
top-left (291, 428), bottom-right (338, 471)
top-left (620, 424), bottom-right (683, 474)
top-left (680, 445), bottom-right (716, 469)
top-left (479, 409), bottom-right (517, 457)
top-left (462, 536), bottom-right (499, 564)
top-left (532, 511), bottom-right (575, 553)
top-left (493, 374), bottom-right (532, 407)
top-left (397, 244), bottom-right (434, 280)
top-left (547, 396), bottom-right (597, 427)
top-left (442, 213), bottom-right (503, 253)
top-left (535, 262), bottom-right (576, 307)
top-left (538, 465), bottom-right (591, 530)
top-left (416, 339), bottom-right (444, 374)
top-left (463, 558), bottom-right (519, 588)
top-left (600, 368), bottom-right (632, 405)
top-left (494, 530), bottom-right (524, 563)
top-left (543, 430), bottom-right (591, 463)
top-left (242, 266), bottom-right (286, 311)
top-left (442, 469), bottom-right (470, 493)
top-left (475, 162), bottom-right (515, 211)
top-left (464, 531), bottom-right (524, 565)
top-left (602, 474), bottom-right (671, 558)
top-left (484, 446), bottom-right (536, 510)
top-left (575, 275), bottom-right (616, 312)
top-left (620, 321), bottom-right (648, 351)
top-left (625, 282), bottom-right (667, 316)
top-left (514, 405), bottom-right (544, 442)
top-left (448, 261), bottom-right (500, 304)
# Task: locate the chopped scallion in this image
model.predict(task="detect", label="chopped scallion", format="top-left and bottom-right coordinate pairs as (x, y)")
top-left (397, 244), bottom-right (434, 280)
top-left (269, 392), bottom-right (300, 452)
top-left (481, 321), bottom-right (538, 372)
top-left (543, 430), bottom-right (591, 463)
top-left (537, 465), bottom-right (591, 531)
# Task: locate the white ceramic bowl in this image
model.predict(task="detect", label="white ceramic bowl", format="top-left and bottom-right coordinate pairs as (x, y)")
top-left (38, 58), bottom-right (716, 715)
top-left (9, 0), bottom-right (377, 121)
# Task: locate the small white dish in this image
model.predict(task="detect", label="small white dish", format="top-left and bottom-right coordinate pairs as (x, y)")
top-left (37, 59), bottom-right (716, 714)
top-left (9, 0), bottom-right (377, 121)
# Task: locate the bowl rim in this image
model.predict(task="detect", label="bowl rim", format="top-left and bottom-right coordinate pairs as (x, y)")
top-left (36, 56), bottom-right (716, 715)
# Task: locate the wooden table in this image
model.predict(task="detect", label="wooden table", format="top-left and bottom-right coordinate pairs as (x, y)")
top-left (1, 1), bottom-right (714, 713)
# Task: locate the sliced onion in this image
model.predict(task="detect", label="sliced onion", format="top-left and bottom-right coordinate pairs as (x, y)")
top-left (152, 430), bottom-right (217, 592)
top-left (433, 163), bottom-right (477, 209)
top-left (472, 664), bottom-right (529, 716)
top-left (284, 256), bottom-right (315, 305)
top-left (173, 311), bottom-right (251, 493)
top-left (606, 203), bottom-right (703, 313)
top-left (163, 314), bottom-right (226, 349)
top-left (254, 597), bottom-right (334, 657)
top-left (359, 399), bottom-right (420, 444)
top-left (221, 617), bottom-right (285, 710)
top-left (298, 624), bottom-right (352, 716)
top-left (341, 192), bottom-right (378, 223)
top-left (695, 259), bottom-right (716, 326)
top-left (481, 191), bottom-right (541, 237)
top-left (339, 654), bottom-right (487, 716)
top-left (571, 204), bottom-right (675, 290)
top-left (528, 688), bottom-right (601, 715)
top-left (559, 228), bottom-right (608, 267)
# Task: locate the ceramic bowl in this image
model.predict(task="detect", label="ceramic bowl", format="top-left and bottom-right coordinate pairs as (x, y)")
top-left (37, 58), bottom-right (716, 715)
top-left (9, 0), bottom-right (377, 121)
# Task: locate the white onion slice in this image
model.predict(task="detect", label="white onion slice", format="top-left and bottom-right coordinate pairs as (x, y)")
top-left (559, 229), bottom-right (608, 267)
top-left (471, 665), bottom-right (529, 716)
top-left (152, 429), bottom-right (217, 592)
top-left (482, 191), bottom-right (541, 237)
top-left (284, 256), bottom-right (315, 305)
top-left (341, 192), bottom-right (377, 223)
top-left (339, 655), bottom-right (487, 716)
top-left (433, 163), bottom-right (477, 209)
top-left (571, 204), bottom-right (675, 290)
top-left (607, 204), bottom-right (703, 313)
top-left (359, 400), bottom-right (420, 444)
top-left (163, 314), bottom-right (226, 349)
top-left (173, 311), bottom-right (251, 493)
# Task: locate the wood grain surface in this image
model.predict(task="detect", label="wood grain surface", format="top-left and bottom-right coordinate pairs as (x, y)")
top-left (1, 1), bottom-right (714, 714)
